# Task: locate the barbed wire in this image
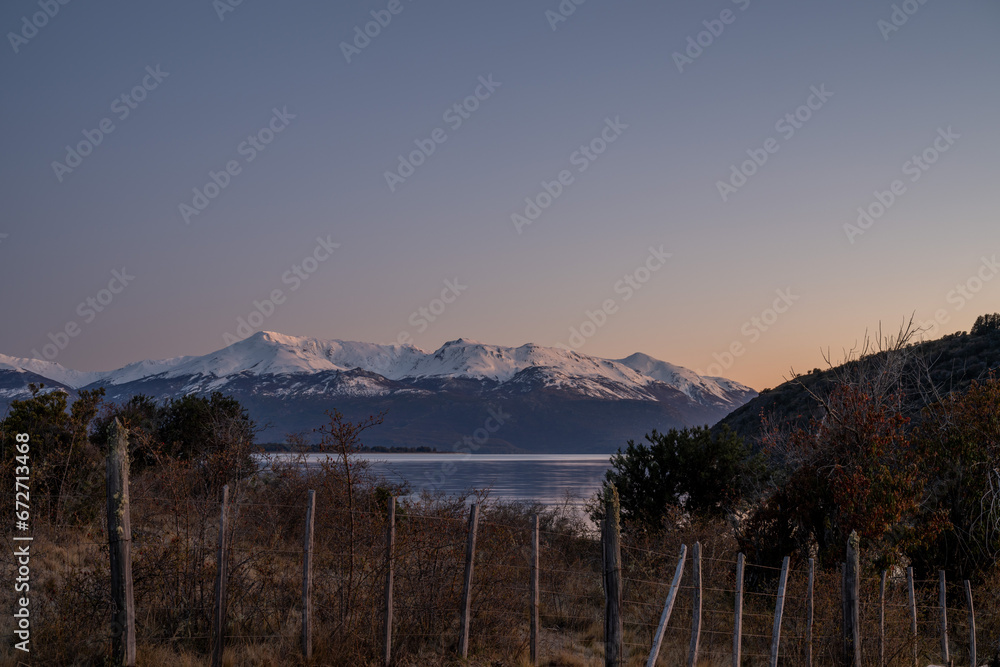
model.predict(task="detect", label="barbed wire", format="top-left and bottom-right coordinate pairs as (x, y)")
top-left (12, 494), bottom-right (999, 666)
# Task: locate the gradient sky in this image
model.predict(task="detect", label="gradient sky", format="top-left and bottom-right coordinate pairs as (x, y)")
top-left (1, 0), bottom-right (998, 390)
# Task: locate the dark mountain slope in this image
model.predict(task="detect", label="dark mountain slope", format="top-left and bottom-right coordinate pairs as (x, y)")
top-left (717, 327), bottom-right (1000, 443)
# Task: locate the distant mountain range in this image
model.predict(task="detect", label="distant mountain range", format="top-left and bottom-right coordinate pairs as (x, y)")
top-left (0, 331), bottom-right (756, 453)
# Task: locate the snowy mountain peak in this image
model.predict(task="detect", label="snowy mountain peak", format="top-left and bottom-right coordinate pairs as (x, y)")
top-left (440, 337), bottom-right (484, 347)
top-left (171, 331), bottom-right (423, 380)
top-left (614, 352), bottom-right (747, 402)
top-left (0, 353), bottom-right (104, 388)
top-left (0, 333), bottom-right (758, 450)
top-left (1, 332), bottom-right (754, 407)
top-left (253, 330), bottom-right (304, 346)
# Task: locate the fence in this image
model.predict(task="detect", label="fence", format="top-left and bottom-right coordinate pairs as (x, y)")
top-left (4, 424), bottom-right (999, 666)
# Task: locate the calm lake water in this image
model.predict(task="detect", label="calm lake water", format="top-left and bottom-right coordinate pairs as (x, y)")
top-left (273, 453), bottom-right (612, 508)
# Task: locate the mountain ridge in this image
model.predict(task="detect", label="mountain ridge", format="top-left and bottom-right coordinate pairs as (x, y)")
top-left (1, 331), bottom-right (757, 452)
top-left (715, 327), bottom-right (1000, 444)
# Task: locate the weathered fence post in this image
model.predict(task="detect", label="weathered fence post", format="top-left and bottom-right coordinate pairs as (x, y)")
top-left (879, 570), bottom-right (887, 667)
top-left (302, 489), bottom-right (316, 661)
top-left (907, 566), bottom-right (918, 667)
top-left (964, 580), bottom-right (976, 667)
top-left (769, 555), bottom-right (789, 667)
top-left (603, 487), bottom-right (623, 667)
top-left (107, 419), bottom-right (136, 667)
top-left (646, 544), bottom-right (687, 667)
top-left (806, 557), bottom-right (815, 667)
top-left (211, 484), bottom-right (230, 667)
top-left (841, 561), bottom-right (847, 637)
top-left (843, 532), bottom-right (861, 667)
top-left (939, 570), bottom-right (950, 665)
top-left (459, 502), bottom-right (480, 659)
top-left (383, 495), bottom-right (395, 667)
top-left (530, 513), bottom-right (540, 666)
top-left (688, 541), bottom-right (702, 667)
top-left (734, 552), bottom-right (745, 667)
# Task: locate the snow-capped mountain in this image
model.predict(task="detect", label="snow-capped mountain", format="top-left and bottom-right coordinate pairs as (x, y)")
top-left (0, 353), bottom-right (105, 389)
top-left (613, 352), bottom-right (748, 402)
top-left (0, 332), bottom-right (756, 453)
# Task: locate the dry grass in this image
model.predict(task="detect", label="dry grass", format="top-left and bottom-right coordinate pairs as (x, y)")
top-left (2, 456), bottom-right (998, 666)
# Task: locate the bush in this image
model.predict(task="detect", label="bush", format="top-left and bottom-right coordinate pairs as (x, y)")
top-left (592, 425), bottom-right (764, 532)
top-left (92, 391), bottom-right (260, 493)
top-left (0, 384), bottom-right (105, 523)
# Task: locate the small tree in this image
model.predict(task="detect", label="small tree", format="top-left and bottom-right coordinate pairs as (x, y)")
top-left (0, 384), bottom-right (105, 522)
top-left (315, 409), bottom-right (385, 624)
top-left (745, 320), bottom-right (944, 569)
top-left (748, 383), bottom-right (936, 570)
top-left (91, 394), bottom-right (162, 472)
top-left (913, 374), bottom-right (1000, 579)
top-left (592, 425), bottom-right (763, 532)
top-left (157, 392), bottom-right (259, 489)
top-left (93, 391), bottom-right (261, 495)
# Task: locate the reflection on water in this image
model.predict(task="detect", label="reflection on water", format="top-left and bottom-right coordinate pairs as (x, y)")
top-left (274, 453), bottom-right (612, 508)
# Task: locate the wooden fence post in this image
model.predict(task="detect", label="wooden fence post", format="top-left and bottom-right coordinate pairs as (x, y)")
top-left (769, 555), bottom-right (789, 667)
top-left (734, 553), bottom-right (745, 667)
top-left (459, 502), bottom-right (480, 659)
top-left (806, 557), bottom-right (815, 667)
top-left (939, 570), bottom-right (950, 665)
top-left (688, 542), bottom-right (702, 667)
top-left (879, 570), bottom-right (887, 667)
top-left (964, 580), bottom-right (976, 667)
top-left (302, 489), bottom-right (316, 661)
top-left (907, 567), bottom-right (917, 667)
top-left (844, 532), bottom-right (861, 667)
top-left (841, 562), bottom-right (847, 640)
top-left (646, 544), bottom-right (687, 667)
top-left (211, 484), bottom-right (230, 667)
top-left (107, 419), bottom-right (135, 667)
top-left (383, 496), bottom-right (395, 667)
top-left (603, 487), bottom-right (623, 667)
top-left (530, 514), bottom-right (540, 666)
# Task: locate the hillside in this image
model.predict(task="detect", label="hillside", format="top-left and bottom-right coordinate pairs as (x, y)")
top-left (717, 326), bottom-right (1000, 444)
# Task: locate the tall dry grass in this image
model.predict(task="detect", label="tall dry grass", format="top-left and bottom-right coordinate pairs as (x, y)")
top-left (2, 453), bottom-right (998, 666)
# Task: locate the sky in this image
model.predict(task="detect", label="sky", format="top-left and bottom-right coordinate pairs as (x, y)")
top-left (1, 0), bottom-right (998, 390)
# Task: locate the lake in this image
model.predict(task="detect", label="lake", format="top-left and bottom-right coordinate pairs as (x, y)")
top-left (272, 453), bottom-right (612, 509)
